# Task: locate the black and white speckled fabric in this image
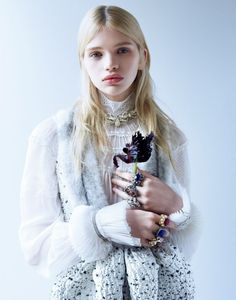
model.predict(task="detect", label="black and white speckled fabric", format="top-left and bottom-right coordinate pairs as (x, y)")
top-left (50, 242), bottom-right (195, 299)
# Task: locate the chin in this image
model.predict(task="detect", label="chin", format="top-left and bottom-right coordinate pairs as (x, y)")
top-left (101, 87), bottom-right (131, 100)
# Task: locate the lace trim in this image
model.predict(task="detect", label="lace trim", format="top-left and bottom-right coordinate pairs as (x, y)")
top-left (100, 92), bottom-right (135, 116)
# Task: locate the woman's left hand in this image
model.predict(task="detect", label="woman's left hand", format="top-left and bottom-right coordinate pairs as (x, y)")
top-left (112, 169), bottom-right (183, 216)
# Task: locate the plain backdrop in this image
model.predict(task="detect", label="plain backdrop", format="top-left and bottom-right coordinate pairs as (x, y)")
top-left (0, 0), bottom-right (235, 299)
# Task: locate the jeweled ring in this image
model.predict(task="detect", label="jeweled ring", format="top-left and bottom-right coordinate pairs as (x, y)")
top-left (127, 197), bottom-right (141, 208)
top-left (149, 238), bottom-right (158, 247)
top-left (155, 227), bottom-right (169, 239)
top-left (133, 172), bottom-right (144, 186)
top-left (158, 214), bottom-right (169, 227)
top-left (148, 237), bottom-right (163, 247)
top-left (124, 184), bottom-right (138, 197)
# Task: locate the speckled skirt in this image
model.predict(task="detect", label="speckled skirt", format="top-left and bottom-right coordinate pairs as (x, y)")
top-left (50, 241), bottom-right (195, 300)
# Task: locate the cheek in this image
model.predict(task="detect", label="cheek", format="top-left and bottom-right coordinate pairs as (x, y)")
top-left (83, 59), bottom-right (96, 74)
top-left (84, 67), bottom-right (102, 88)
top-left (125, 57), bottom-right (140, 74)
top-left (126, 64), bottom-right (139, 80)
top-left (84, 63), bottom-right (98, 80)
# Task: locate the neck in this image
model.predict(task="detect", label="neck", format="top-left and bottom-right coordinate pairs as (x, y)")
top-left (100, 92), bottom-right (133, 103)
top-left (99, 92), bottom-right (135, 116)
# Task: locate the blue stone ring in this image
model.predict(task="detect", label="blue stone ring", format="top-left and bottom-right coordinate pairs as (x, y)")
top-left (149, 228), bottom-right (170, 247)
top-left (155, 228), bottom-right (169, 239)
top-left (133, 172), bottom-right (144, 186)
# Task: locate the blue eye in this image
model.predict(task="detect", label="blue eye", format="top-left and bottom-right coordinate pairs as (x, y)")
top-left (117, 48), bottom-right (129, 54)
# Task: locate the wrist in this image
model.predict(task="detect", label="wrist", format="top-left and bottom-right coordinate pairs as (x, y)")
top-left (170, 194), bottom-right (183, 214)
top-left (168, 188), bottom-right (191, 229)
top-left (161, 193), bottom-right (183, 215)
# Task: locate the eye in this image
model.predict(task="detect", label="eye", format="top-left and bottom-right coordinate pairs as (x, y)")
top-left (117, 47), bottom-right (129, 54)
top-left (89, 51), bottom-right (102, 59)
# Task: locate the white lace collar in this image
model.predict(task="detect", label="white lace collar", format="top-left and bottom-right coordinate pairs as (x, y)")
top-left (100, 92), bottom-right (135, 117)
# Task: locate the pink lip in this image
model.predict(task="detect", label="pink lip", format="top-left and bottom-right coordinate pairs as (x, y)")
top-left (103, 74), bottom-right (124, 81)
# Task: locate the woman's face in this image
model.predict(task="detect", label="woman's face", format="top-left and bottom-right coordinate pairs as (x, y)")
top-left (83, 27), bottom-right (145, 101)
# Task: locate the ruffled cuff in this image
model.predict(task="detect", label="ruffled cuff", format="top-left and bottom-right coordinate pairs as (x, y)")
top-left (170, 203), bottom-right (202, 260)
top-left (68, 205), bottom-right (113, 263)
top-left (96, 200), bottom-right (141, 247)
top-left (169, 187), bottom-right (191, 230)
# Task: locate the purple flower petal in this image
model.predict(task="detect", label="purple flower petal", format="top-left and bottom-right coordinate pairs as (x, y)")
top-left (113, 131), bottom-right (154, 168)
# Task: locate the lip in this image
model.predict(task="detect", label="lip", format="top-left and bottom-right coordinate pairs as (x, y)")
top-left (102, 74), bottom-right (124, 81)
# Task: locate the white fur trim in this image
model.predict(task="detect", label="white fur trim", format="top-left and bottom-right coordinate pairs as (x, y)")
top-left (68, 205), bottom-right (113, 263)
top-left (170, 203), bottom-right (202, 260)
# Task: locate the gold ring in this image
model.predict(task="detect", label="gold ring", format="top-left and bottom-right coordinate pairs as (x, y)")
top-left (148, 237), bottom-right (163, 247)
top-left (148, 238), bottom-right (158, 247)
top-left (158, 214), bottom-right (169, 227)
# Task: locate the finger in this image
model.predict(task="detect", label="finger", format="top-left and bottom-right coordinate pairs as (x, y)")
top-left (111, 178), bottom-right (131, 189)
top-left (136, 186), bottom-right (144, 194)
top-left (114, 169), bottom-right (133, 181)
top-left (137, 168), bottom-right (161, 182)
top-left (140, 238), bottom-right (152, 247)
top-left (112, 187), bottom-right (130, 200)
top-left (141, 236), bottom-right (162, 247)
top-left (168, 221), bottom-right (176, 229)
top-left (152, 223), bottom-right (160, 234)
top-left (136, 195), bottom-right (144, 206)
top-left (154, 214), bottom-right (176, 229)
top-left (143, 231), bottom-right (156, 241)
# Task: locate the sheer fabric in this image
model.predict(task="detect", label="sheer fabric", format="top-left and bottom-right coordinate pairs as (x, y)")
top-left (19, 94), bottom-right (200, 279)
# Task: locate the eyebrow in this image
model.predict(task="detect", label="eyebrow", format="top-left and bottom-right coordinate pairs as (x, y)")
top-left (86, 42), bottom-right (134, 51)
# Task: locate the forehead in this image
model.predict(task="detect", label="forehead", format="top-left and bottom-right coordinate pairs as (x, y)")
top-left (85, 27), bottom-right (137, 50)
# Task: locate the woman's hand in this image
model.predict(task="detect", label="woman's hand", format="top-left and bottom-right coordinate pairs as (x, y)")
top-left (126, 208), bottom-right (174, 247)
top-left (112, 169), bottom-right (183, 216)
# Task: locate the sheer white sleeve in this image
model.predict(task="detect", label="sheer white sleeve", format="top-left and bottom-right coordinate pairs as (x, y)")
top-left (96, 200), bottom-right (141, 246)
top-left (169, 142), bottom-right (192, 229)
top-left (169, 140), bottom-right (202, 260)
top-left (19, 118), bottom-right (112, 279)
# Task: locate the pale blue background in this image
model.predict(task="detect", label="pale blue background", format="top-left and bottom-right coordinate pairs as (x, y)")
top-left (0, 0), bottom-right (235, 299)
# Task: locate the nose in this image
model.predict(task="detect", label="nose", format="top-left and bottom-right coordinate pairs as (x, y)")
top-left (104, 54), bottom-right (119, 71)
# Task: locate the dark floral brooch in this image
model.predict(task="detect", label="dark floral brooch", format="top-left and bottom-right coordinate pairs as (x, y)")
top-left (113, 131), bottom-right (154, 173)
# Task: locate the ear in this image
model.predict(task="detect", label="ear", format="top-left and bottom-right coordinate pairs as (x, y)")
top-left (138, 48), bottom-right (147, 70)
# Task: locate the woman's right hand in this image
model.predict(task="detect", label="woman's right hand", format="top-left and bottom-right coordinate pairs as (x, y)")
top-left (126, 208), bottom-right (175, 247)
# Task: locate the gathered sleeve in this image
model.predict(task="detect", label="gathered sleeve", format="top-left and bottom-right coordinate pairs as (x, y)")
top-left (169, 137), bottom-right (202, 260)
top-left (19, 118), bottom-right (112, 279)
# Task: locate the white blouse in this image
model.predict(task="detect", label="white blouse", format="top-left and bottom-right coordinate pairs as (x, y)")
top-left (19, 94), bottom-right (201, 279)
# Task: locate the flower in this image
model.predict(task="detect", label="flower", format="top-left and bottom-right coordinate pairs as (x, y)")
top-left (113, 131), bottom-right (154, 168)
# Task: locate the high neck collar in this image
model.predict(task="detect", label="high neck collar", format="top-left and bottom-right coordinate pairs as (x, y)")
top-left (100, 92), bottom-right (135, 116)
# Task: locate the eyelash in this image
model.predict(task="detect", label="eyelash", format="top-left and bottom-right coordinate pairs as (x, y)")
top-left (89, 52), bottom-right (102, 58)
top-left (117, 47), bottom-right (129, 54)
top-left (89, 47), bottom-right (130, 59)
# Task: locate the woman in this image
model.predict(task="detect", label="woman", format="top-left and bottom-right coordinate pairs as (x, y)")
top-left (19, 5), bottom-right (200, 299)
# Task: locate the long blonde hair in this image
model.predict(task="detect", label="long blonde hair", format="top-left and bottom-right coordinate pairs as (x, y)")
top-left (72, 5), bottom-right (182, 172)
